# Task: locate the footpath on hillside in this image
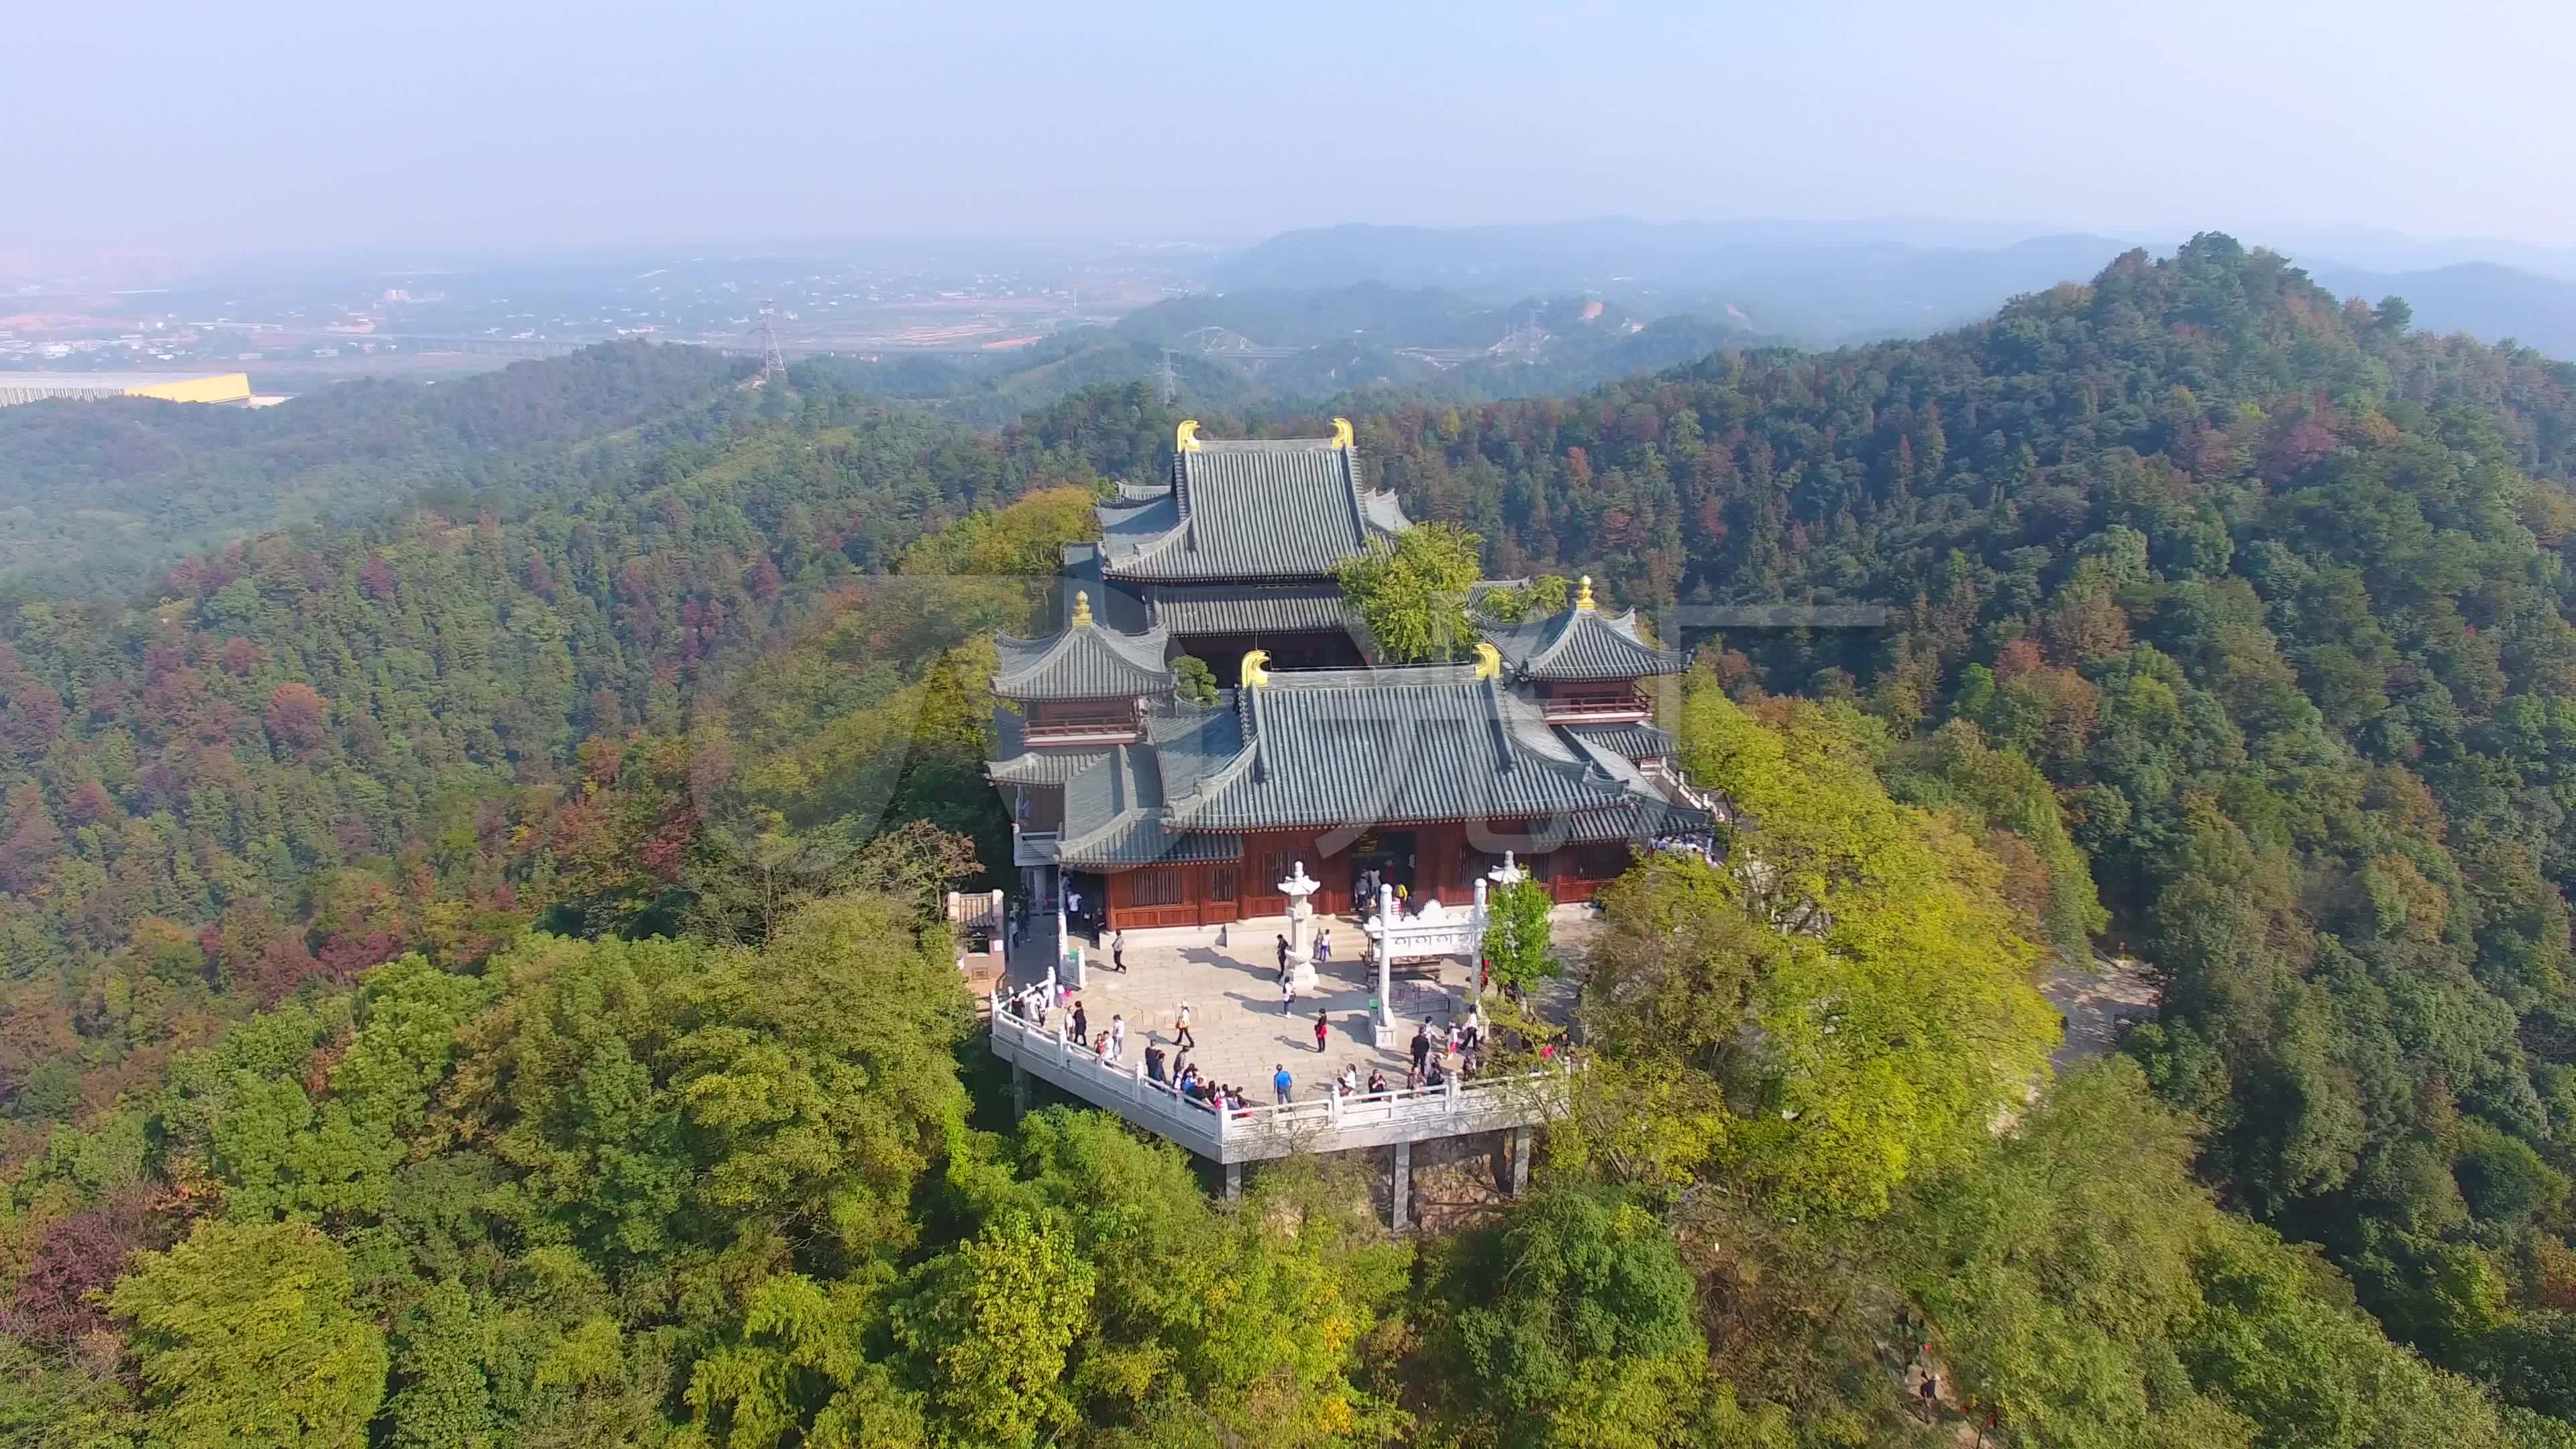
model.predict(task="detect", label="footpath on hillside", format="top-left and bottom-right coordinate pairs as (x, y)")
top-left (2041, 952), bottom-right (2159, 1073)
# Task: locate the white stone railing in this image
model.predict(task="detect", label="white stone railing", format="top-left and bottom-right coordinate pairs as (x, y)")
top-left (989, 989), bottom-right (1568, 1163)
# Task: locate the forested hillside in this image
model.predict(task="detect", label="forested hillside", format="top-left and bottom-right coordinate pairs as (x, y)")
top-left (7, 238), bottom-right (2576, 1444)
top-left (1352, 234), bottom-right (2576, 1411)
top-left (0, 373), bottom-right (1165, 1148)
top-left (0, 342), bottom-right (750, 590)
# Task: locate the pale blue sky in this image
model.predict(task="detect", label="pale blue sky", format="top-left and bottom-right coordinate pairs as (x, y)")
top-left (12, 0), bottom-right (2573, 259)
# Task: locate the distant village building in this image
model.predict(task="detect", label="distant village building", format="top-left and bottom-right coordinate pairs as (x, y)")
top-left (989, 419), bottom-right (1714, 932)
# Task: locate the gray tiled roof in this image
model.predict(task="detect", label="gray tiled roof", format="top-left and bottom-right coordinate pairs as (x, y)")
top-left (988, 708), bottom-right (1115, 784)
top-left (1147, 582), bottom-right (1358, 639)
top-left (992, 619), bottom-right (1173, 700)
top-left (1053, 743), bottom-right (1242, 867)
top-left (1482, 605), bottom-right (1684, 682)
top-left (1561, 720), bottom-right (1678, 759)
top-left (987, 748), bottom-right (1111, 785)
top-left (1160, 668), bottom-right (1706, 837)
top-left (1094, 435), bottom-right (1412, 582)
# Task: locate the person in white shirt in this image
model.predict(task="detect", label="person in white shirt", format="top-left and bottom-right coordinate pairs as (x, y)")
top-left (1173, 1001), bottom-right (1195, 1049)
top-left (1107, 1014), bottom-right (1126, 1062)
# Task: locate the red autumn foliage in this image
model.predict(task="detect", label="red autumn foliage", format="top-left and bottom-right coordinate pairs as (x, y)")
top-left (0, 1189), bottom-right (173, 1342)
top-left (262, 682), bottom-right (331, 753)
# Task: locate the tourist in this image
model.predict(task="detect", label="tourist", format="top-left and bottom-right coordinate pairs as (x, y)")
top-left (1281, 974), bottom-right (1296, 1012)
top-left (1317, 930), bottom-right (1332, 967)
top-left (1092, 1030), bottom-right (1110, 1058)
top-left (1464, 1002), bottom-right (1482, 1054)
top-left (1313, 1008), bottom-right (1329, 1053)
top-left (1144, 1044), bottom-right (1165, 1082)
top-left (1366, 1068), bottom-right (1388, 1095)
top-left (1071, 1000), bottom-right (1088, 1046)
top-left (1066, 886), bottom-right (1083, 926)
top-left (1405, 1064), bottom-right (1424, 1090)
top-left (1112, 929), bottom-right (1129, 973)
top-left (1409, 1022), bottom-right (1432, 1076)
top-left (1919, 1373), bottom-right (1939, 1422)
top-left (1275, 934), bottom-right (1290, 980)
top-left (1108, 1014), bottom-right (1126, 1061)
top-left (1337, 1063), bottom-right (1358, 1096)
top-left (1173, 1000), bottom-right (1195, 1049)
top-left (1273, 1063), bottom-right (1293, 1105)
top-left (1426, 1059), bottom-right (1447, 1089)
top-left (1446, 1020), bottom-right (1462, 1057)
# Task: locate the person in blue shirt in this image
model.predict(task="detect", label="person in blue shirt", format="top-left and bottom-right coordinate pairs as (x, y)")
top-left (1272, 1063), bottom-right (1293, 1104)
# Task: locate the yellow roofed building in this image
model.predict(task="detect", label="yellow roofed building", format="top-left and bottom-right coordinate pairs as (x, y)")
top-left (0, 371), bottom-right (254, 407)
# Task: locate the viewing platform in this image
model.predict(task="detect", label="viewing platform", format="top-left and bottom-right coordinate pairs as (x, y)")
top-left (989, 879), bottom-right (1581, 1222)
top-left (989, 996), bottom-right (1568, 1167)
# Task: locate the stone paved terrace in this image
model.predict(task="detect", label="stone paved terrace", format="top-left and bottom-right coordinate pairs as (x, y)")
top-left (993, 908), bottom-right (1589, 1203)
top-left (1002, 909), bottom-right (1591, 1097)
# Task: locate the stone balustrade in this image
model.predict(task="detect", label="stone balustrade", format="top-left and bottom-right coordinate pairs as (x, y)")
top-left (989, 989), bottom-right (1567, 1165)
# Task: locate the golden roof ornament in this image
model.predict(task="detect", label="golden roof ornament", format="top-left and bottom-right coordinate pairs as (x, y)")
top-left (1240, 649), bottom-right (1271, 687)
top-left (1330, 416), bottom-right (1354, 449)
top-left (1071, 590), bottom-right (1093, 627)
top-left (1175, 419), bottom-right (1202, 451)
top-left (1472, 640), bottom-right (1502, 680)
top-left (1576, 575), bottom-right (1597, 612)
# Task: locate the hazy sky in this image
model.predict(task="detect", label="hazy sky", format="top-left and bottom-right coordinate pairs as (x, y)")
top-left (14, 0), bottom-right (2575, 260)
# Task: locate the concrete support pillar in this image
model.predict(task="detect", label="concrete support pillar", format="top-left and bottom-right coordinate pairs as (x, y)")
top-left (1391, 1140), bottom-right (1412, 1231)
top-left (1508, 1125), bottom-right (1532, 1196)
top-left (1012, 1062), bottom-right (1030, 1123)
top-left (1224, 1162), bottom-right (1242, 1203)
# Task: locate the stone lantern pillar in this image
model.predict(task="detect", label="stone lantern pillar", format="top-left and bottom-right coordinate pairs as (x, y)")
top-left (1366, 883), bottom-right (1399, 1036)
top-left (1281, 860), bottom-right (1322, 993)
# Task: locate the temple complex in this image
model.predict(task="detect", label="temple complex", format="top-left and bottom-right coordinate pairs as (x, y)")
top-left (989, 419), bottom-right (1716, 932)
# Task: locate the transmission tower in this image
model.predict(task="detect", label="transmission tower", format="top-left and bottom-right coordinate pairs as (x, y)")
top-left (755, 300), bottom-right (786, 382)
top-left (1157, 347), bottom-right (1179, 405)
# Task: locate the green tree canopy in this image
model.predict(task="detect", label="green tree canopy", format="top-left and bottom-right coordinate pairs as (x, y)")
top-left (1336, 521), bottom-right (1483, 663)
top-left (110, 1220), bottom-right (388, 1448)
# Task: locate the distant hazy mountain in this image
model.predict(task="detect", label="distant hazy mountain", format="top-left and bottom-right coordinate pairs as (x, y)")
top-left (2304, 260), bottom-right (2576, 361)
top-left (2251, 224), bottom-right (2576, 285)
top-left (1215, 219), bottom-right (2135, 343)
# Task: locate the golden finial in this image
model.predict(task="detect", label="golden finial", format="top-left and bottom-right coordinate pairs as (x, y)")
top-left (1472, 640), bottom-right (1502, 680)
top-left (1175, 419), bottom-right (1202, 452)
top-left (1575, 575), bottom-right (1597, 612)
top-left (1071, 590), bottom-right (1093, 627)
top-left (1240, 649), bottom-right (1271, 687)
top-left (1330, 416), bottom-right (1354, 449)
